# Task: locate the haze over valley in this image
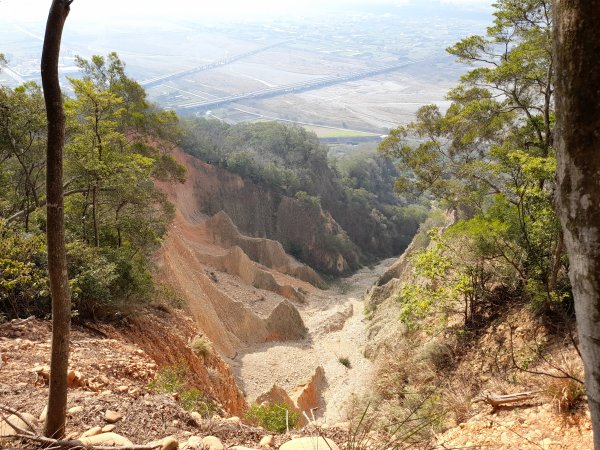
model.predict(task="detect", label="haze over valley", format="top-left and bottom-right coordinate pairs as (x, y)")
top-left (1, 2), bottom-right (491, 139)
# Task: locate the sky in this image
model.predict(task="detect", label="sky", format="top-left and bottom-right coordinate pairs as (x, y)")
top-left (1, 0), bottom-right (494, 23)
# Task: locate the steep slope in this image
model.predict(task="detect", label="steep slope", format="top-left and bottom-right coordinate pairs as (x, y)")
top-left (156, 210), bottom-right (309, 358)
top-left (360, 214), bottom-right (592, 449)
top-left (205, 211), bottom-right (325, 288)
top-left (158, 148), bottom-right (359, 275)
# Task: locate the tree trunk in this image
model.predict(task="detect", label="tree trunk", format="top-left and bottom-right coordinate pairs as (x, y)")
top-left (92, 185), bottom-right (99, 246)
top-left (554, 1), bottom-right (600, 447)
top-left (41, 0), bottom-right (72, 439)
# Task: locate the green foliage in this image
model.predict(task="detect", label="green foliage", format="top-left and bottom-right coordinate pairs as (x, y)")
top-left (244, 403), bottom-right (299, 433)
top-left (149, 365), bottom-right (186, 393)
top-left (67, 243), bottom-right (153, 320)
top-left (0, 224), bottom-right (49, 317)
top-left (150, 365), bottom-right (217, 417)
top-left (384, 0), bottom-right (567, 318)
top-left (181, 119), bottom-right (426, 262)
top-left (0, 53), bottom-right (184, 321)
top-left (338, 356), bottom-right (352, 368)
top-left (294, 191), bottom-right (321, 209)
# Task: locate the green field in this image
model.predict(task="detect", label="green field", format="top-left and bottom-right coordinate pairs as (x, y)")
top-left (302, 125), bottom-right (379, 139)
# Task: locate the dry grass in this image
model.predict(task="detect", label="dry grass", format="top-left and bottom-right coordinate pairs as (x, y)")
top-left (190, 334), bottom-right (212, 358)
top-left (542, 355), bottom-right (586, 414)
top-left (442, 376), bottom-right (476, 426)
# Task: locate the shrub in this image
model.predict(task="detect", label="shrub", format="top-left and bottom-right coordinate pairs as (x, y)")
top-left (339, 357), bottom-right (352, 368)
top-left (0, 228), bottom-right (49, 318)
top-left (180, 387), bottom-right (217, 416)
top-left (545, 376), bottom-right (586, 413)
top-left (245, 403), bottom-right (299, 433)
top-left (149, 364), bottom-right (217, 417)
top-left (542, 357), bottom-right (586, 414)
top-left (149, 365), bottom-right (186, 393)
top-left (418, 340), bottom-right (454, 372)
top-left (191, 335), bottom-right (212, 358)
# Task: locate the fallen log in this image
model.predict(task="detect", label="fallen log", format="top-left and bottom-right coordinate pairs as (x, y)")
top-left (474, 391), bottom-right (538, 409)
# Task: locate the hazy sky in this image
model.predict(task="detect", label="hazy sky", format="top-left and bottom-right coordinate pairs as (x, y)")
top-left (2, 0), bottom-right (493, 23)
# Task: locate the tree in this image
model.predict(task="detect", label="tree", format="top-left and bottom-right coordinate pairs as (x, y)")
top-left (554, 0), bottom-right (600, 446)
top-left (380, 0), bottom-right (566, 311)
top-left (0, 83), bottom-right (47, 229)
top-left (40, 0), bottom-right (72, 439)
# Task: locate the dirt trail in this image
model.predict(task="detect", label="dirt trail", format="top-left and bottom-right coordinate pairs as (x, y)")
top-left (232, 258), bottom-right (397, 424)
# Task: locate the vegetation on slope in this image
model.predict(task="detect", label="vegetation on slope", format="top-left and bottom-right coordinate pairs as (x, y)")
top-left (359, 1), bottom-right (587, 446)
top-left (379, 0), bottom-right (568, 322)
top-left (181, 119), bottom-right (427, 268)
top-left (0, 53), bottom-right (185, 321)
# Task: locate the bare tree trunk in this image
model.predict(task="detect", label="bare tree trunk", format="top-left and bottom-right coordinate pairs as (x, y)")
top-left (92, 185), bottom-right (99, 246)
top-left (41, 0), bottom-right (72, 439)
top-left (554, 1), bottom-right (600, 447)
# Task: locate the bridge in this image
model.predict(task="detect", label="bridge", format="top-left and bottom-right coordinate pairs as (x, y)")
top-left (175, 60), bottom-right (420, 112)
top-left (140, 41), bottom-right (289, 88)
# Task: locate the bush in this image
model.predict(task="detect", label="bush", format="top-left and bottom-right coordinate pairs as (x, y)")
top-left (542, 356), bottom-right (586, 414)
top-left (149, 365), bottom-right (186, 393)
top-left (150, 365), bottom-right (217, 417)
top-left (191, 335), bottom-right (212, 358)
top-left (180, 387), bottom-right (217, 416)
top-left (418, 340), bottom-right (454, 372)
top-left (245, 403), bottom-right (299, 433)
top-left (339, 356), bottom-right (352, 368)
top-left (0, 227), bottom-right (49, 318)
top-left (68, 243), bottom-right (153, 320)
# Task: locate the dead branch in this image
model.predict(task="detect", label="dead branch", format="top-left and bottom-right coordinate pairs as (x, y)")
top-left (509, 326), bottom-right (584, 384)
top-left (0, 405), bottom-right (39, 433)
top-left (0, 316), bottom-right (36, 329)
top-left (473, 391), bottom-right (538, 409)
top-left (0, 406), bottom-right (161, 450)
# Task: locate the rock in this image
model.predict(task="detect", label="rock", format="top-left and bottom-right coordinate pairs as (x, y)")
top-left (68, 405), bottom-right (84, 415)
top-left (259, 435), bottom-right (274, 448)
top-left (102, 424), bottom-right (116, 433)
top-left (80, 426), bottom-right (102, 438)
top-left (67, 369), bottom-right (84, 387)
top-left (190, 411), bottom-right (203, 424)
top-left (39, 405), bottom-right (48, 423)
top-left (231, 447), bottom-right (260, 450)
top-left (104, 410), bottom-right (123, 423)
top-left (0, 413), bottom-right (37, 438)
top-left (202, 435), bottom-right (224, 450)
top-left (280, 437), bottom-right (340, 450)
top-left (80, 432), bottom-right (133, 447)
top-left (183, 436), bottom-right (202, 449)
top-left (160, 436), bottom-right (179, 450)
top-left (223, 416), bottom-right (241, 424)
top-left (289, 366), bottom-right (325, 422)
top-left (33, 365), bottom-right (50, 384)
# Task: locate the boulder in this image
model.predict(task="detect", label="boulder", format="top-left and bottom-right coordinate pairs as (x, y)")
top-left (67, 369), bottom-right (86, 387)
top-left (160, 436), bottom-right (179, 450)
top-left (68, 405), bottom-right (84, 415)
top-left (104, 410), bottom-right (123, 423)
top-left (202, 435), bottom-right (224, 450)
top-left (39, 405), bottom-right (48, 423)
top-left (259, 435), bottom-right (274, 448)
top-left (80, 432), bottom-right (133, 447)
top-left (183, 436), bottom-right (202, 449)
top-left (280, 437), bottom-right (340, 450)
top-left (0, 412), bottom-right (37, 438)
top-left (80, 426), bottom-right (102, 438)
